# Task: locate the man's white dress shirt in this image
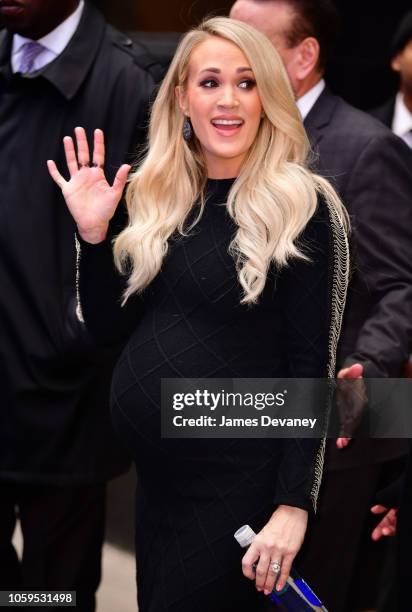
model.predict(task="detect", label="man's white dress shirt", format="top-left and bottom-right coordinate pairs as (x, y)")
top-left (11, 0), bottom-right (84, 73)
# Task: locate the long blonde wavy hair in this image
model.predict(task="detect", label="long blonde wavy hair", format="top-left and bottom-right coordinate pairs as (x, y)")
top-left (113, 16), bottom-right (348, 304)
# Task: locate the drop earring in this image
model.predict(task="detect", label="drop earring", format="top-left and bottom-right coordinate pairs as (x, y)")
top-left (183, 117), bottom-right (192, 142)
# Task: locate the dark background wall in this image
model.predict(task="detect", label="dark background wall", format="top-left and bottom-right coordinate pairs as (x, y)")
top-left (91, 0), bottom-right (411, 110)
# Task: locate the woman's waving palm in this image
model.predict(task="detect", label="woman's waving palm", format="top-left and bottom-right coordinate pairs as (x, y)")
top-left (47, 127), bottom-right (130, 243)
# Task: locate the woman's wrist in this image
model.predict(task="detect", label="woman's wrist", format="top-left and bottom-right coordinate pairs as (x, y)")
top-left (77, 224), bottom-right (109, 244)
top-left (275, 504), bottom-right (308, 515)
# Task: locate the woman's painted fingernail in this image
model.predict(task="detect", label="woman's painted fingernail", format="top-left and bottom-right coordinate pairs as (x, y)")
top-left (264, 589), bottom-right (270, 595)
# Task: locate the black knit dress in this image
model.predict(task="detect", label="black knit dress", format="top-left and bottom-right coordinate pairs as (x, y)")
top-left (78, 178), bottom-right (347, 611)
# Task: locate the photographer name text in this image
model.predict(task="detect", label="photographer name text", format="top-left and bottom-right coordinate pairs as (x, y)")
top-left (172, 415), bottom-right (317, 429)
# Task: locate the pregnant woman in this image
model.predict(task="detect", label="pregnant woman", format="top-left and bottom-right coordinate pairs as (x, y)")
top-left (48, 17), bottom-right (349, 612)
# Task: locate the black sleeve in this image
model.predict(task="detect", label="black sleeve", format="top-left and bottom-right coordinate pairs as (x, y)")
top-left (375, 441), bottom-right (412, 508)
top-left (375, 476), bottom-right (403, 509)
top-left (342, 134), bottom-right (412, 377)
top-left (273, 198), bottom-right (349, 513)
top-left (76, 210), bottom-right (143, 347)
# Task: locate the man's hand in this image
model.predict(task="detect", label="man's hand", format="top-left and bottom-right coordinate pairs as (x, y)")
top-left (371, 505), bottom-right (397, 541)
top-left (336, 363), bottom-right (364, 449)
top-left (337, 364), bottom-right (364, 379)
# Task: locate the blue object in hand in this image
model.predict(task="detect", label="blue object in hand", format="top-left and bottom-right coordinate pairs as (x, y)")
top-left (234, 525), bottom-right (328, 611)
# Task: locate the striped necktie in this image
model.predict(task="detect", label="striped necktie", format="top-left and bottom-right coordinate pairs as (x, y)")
top-left (18, 41), bottom-right (45, 74)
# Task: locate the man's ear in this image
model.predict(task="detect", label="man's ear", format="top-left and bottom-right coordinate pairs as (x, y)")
top-left (175, 85), bottom-right (188, 115)
top-left (391, 53), bottom-right (401, 73)
top-left (296, 36), bottom-right (320, 79)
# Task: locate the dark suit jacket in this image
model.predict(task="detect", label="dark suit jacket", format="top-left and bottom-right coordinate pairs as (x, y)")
top-left (370, 98), bottom-right (412, 604)
top-left (304, 88), bottom-right (412, 469)
top-left (370, 96), bottom-right (396, 128)
top-left (0, 4), bottom-right (159, 483)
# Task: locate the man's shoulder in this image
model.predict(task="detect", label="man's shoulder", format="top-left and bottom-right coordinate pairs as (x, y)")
top-left (327, 94), bottom-right (393, 141)
top-left (369, 97), bottom-right (395, 127)
top-left (100, 23), bottom-right (163, 82)
top-left (305, 89), bottom-right (411, 191)
top-left (311, 90), bottom-right (399, 152)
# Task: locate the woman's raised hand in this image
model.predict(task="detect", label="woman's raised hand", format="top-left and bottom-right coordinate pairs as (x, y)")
top-left (47, 127), bottom-right (131, 243)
